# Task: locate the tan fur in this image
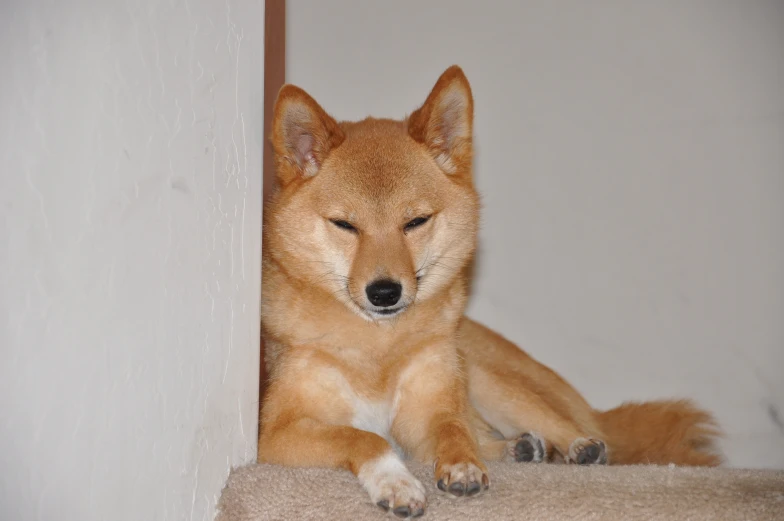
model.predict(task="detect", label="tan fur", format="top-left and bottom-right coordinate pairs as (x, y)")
top-left (259, 66), bottom-right (722, 515)
top-left (596, 400), bottom-right (723, 465)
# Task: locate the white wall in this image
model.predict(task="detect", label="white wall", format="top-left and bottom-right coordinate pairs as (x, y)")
top-left (287, 0), bottom-right (784, 468)
top-left (0, 1), bottom-right (262, 520)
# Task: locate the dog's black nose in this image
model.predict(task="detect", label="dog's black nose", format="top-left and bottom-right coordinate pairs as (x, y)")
top-left (365, 279), bottom-right (402, 307)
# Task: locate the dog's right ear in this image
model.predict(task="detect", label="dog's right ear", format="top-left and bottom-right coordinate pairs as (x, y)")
top-left (271, 85), bottom-right (344, 185)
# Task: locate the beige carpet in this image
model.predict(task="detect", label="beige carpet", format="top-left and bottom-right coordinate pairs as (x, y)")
top-left (216, 462), bottom-right (784, 521)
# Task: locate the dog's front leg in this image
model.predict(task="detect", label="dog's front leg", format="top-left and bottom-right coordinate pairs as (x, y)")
top-left (391, 345), bottom-right (490, 497)
top-left (260, 415), bottom-right (427, 517)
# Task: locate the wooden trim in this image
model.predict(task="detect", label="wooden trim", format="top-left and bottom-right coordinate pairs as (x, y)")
top-left (260, 0), bottom-right (285, 408)
top-left (263, 0), bottom-right (285, 204)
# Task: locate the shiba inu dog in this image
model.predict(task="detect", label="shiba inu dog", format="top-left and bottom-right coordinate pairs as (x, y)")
top-left (258, 66), bottom-right (721, 518)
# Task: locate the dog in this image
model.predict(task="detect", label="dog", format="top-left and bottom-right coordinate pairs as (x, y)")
top-left (258, 66), bottom-right (722, 518)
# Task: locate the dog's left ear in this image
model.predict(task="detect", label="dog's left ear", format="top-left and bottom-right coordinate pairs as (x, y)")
top-left (408, 65), bottom-right (474, 176)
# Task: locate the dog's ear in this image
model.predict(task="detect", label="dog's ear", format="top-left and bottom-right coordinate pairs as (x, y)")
top-left (408, 66), bottom-right (474, 176)
top-left (271, 85), bottom-right (344, 185)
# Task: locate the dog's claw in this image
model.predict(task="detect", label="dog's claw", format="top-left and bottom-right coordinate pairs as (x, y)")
top-left (448, 482), bottom-right (465, 497)
top-left (466, 481), bottom-right (481, 496)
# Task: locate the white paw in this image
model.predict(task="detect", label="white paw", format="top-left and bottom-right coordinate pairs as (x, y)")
top-left (358, 453), bottom-right (427, 518)
top-left (506, 432), bottom-right (546, 463)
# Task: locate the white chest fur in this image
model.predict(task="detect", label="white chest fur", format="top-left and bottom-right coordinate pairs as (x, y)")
top-left (348, 389), bottom-right (403, 455)
top-left (351, 396), bottom-right (395, 438)
top-left (314, 362), bottom-right (405, 454)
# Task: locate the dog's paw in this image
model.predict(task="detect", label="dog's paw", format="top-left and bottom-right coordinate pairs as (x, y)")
top-left (567, 437), bottom-right (607, 465)
top-left (359, 453), bottom-right (427, 518)
top-left (435, 459), bottom-right (489, 498)
top-left (506, 432), bottom-right (546, 463)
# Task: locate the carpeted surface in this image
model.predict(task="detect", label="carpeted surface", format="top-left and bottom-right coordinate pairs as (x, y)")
top-left (216, 462), bottom-right (784, 521)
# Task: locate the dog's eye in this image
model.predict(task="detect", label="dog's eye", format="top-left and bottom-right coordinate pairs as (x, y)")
top-left (404, 216), bottom-right (431, 231)
top-left (330, 219), bottom-right (358, 233)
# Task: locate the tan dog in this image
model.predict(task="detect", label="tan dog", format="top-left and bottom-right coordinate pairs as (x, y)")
top-left (258, 66), bottom-right (722, 518)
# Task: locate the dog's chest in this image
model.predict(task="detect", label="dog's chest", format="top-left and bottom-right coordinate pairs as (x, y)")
top-left (320, 362), bottom-right (405, 453)
top-left (350, 394), bottom-right (395, 436)
top-left (348, 391), bottom-right (403, 454)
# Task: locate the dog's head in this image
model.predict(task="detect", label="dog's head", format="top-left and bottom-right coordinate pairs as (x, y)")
top-left (267, 66), bottom-right (479, 321)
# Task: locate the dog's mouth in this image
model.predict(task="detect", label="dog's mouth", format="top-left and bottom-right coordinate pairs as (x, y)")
top-left (365, 305), bottom-right (407, 319)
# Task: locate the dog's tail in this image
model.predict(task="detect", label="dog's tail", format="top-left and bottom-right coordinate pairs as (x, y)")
top-left (597, 399), bottom-right (723, 466)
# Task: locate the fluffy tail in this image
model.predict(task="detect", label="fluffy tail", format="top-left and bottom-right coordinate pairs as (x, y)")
top-left (597, 399), bottom-right (723, 466)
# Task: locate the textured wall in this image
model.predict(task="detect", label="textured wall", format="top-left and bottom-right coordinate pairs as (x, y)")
top-left (288, 0), bottom-right (784, 468)
top-left (0, 1), bottom-right (262, 520)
